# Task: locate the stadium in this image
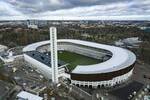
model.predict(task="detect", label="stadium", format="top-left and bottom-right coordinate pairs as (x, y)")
top-left (23, 39), bottom-right (136, 88)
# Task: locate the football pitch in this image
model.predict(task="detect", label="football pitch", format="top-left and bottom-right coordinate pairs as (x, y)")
top-left (58, 51), bottom-right (100, 70)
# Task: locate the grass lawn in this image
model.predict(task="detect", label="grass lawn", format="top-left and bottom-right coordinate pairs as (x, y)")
top-left (58, 51), bottom-right (100, 70)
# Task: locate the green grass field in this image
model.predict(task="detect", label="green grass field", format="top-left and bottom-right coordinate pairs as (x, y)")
top-left (58, 51), bottom-right (100, 70)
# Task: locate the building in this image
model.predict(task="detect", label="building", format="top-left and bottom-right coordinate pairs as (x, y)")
top-left (115, 37), bottom-right (142, 48)
top-left (23, 39), bottom-right (136, 88)
top-left (24, 51), bottom-right (67, 80)
top-left (27, 20), bottom-right (38, 29)
top-left (16, 91), bottom-right (43, 100)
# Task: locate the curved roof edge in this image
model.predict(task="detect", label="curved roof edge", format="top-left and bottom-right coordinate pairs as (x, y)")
top-left (23, 39), bottom-right (136, 74)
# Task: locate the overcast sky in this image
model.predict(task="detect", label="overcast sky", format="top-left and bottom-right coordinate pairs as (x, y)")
top-left (0, 0), bottom-right (150, 20)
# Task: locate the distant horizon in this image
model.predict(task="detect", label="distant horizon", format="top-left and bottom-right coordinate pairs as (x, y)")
top-left (0, 16), bottom-right (150, 21)
top-left (0, 19), bottom-right (149, 21)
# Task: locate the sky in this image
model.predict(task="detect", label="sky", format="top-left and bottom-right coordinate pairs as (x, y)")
top-left (0, 0), bottom-right (150, 20)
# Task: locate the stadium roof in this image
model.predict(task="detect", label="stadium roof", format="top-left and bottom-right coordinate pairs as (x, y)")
top-left (23, 39), bottom-right (136, 74)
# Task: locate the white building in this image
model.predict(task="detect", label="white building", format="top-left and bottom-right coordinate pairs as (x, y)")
top-left (27, 20), bottom-right (38, 29)
top-left (23, 39), bottom-right (136, 88)
top-left (16, 91), bottom-right (43, 100)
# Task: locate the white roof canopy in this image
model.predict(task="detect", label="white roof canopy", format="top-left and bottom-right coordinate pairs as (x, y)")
top-left (23, 39), bottom-right (136, 74)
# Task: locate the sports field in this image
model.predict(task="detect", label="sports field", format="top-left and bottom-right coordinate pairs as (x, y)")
top-left (58, 51), bottom-right (100, 70)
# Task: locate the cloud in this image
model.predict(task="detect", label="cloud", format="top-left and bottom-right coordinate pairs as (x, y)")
top-left (0, 1), bottom-right (22, 16)
top-left (30, 1), bottom-right (150, 17)
top-left (0, 0), bottom-right (150, 20)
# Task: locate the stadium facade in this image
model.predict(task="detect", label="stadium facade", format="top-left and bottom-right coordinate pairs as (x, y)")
top-left (23, 39), bottom-right (136, 88)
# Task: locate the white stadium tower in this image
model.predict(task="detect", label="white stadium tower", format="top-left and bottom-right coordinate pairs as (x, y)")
top-left (23, 28), bottom-right (136, 88)
top-left (50, 27), bottom-right (59, 84)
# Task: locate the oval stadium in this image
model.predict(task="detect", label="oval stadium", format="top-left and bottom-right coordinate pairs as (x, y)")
top-left (23, 39), bottom-right (136, 88)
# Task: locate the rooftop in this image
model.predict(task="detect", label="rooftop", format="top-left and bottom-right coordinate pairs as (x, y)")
top-left (17, 91), bottom-right (43, 100)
